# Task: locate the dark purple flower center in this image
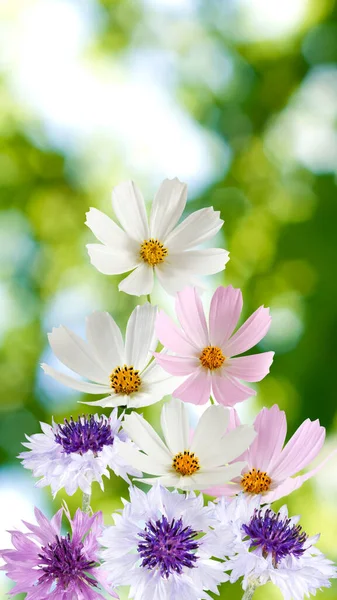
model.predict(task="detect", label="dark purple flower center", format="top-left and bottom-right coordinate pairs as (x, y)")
top-left (242, 508), bottom-right (308, 565)
top-left (38, 533), bottom-right (98, 589)
top-left (54, 415), bottom-right (114, 455)
top-left (137, 515), bottom-right (199, 579)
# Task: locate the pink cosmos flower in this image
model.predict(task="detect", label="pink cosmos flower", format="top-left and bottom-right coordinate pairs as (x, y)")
top-left (154, 285), bottom-right (274, 406)
top-left (0, 506), bottom-right (118, 600)
top-left (206, 404), bottom-right (337, 503)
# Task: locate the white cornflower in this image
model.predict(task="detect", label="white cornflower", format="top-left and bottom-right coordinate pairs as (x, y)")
top-left (19, 410), bottom-right (141, 496)
top-left (99, 485), bottom-right (232, 600)
top-left (42, 303), bottom-right (177, 408)
top-left (213, 494), bottom-right (337, 600)
top-left (86, 177), bottom-right (229, 296)
top-left (118, 397), bottom-right (256, 491)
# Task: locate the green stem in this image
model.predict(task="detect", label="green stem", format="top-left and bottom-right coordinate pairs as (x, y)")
top-left (82, 492), bottom-right (91, 514)
top-left (147, 294), bottom-right (151, 303)
top-left (242, 584), bottom-right (257, 600)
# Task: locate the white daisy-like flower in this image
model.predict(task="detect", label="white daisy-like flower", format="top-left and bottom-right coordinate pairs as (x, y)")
top-left (42, 303), bottom-right (177, 408)
top-left (99, 485), bottom-right (232, 600)
top-left (118, 397), bottom-right (256, 491)
top-left (85, 177), bottom-right (229, 296)
top-left (18, 410), bottom-right (141, 496)
top-left (213, 494), bottom-right (337, 600)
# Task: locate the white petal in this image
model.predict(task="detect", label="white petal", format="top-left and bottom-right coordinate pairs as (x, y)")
top-left (165, 207), bottom-right (224, 251)
top-left (41, 364), bottom-right (112, 394)
top-left (169, 248), bottom-right (230, 275)
top-left (150, 177), bottom-right (187, 240)
top-left (81, 394), bottom-right (125, 408)
top-left (160, 398), bottom-right (189, 455)
top-left (123, 390), bottom-right (166, 408)
top-left (190, 405), bottom-right (229, 459)
top-left (85, 311), bottom-right (124, 374)
top-left (118, 263), bottom-right (154, 296)
top-left (155, 262), bottom-right (201, 295)
top-left (192, 463), bottom-right (247, 488)
top-left (215, 426), bottom-right (256, 464)
top-left (117, 444), bottom-right (167, 476)
top-left (87, 244), bottom-right (140, 275)
top-left (112, 180), bottom-right (149, 242)
top-left (141, 362), bottom-right (185, 398)
top-left (85, 207), bottom-right (131, 249)
top-left (135, 474), bottom-right (180, 487)
top-left (122, 412), bottom-right (172, 464)
top-left (48, 326), bottom-right (108, 383)
top-left (125, 303), bottom-right (157, 371)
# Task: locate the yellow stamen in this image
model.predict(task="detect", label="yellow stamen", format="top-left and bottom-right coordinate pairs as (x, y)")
top-left (110, 365), bottom-right (141, 395)
top-left (241, 468), bottom-right (272, 494)
top-left (140, 238), bottom-right (168, 266)
top-left (199, 346), bottom-right (225, 370)
top-left (172, 451), bottom-right (200, 476)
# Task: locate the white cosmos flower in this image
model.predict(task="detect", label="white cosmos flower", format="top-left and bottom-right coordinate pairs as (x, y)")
top-left (18, 410), bottom-right (141, 496)
top-left (42, 304), bottom-right (177, 408)
top-left (213, 494), bottom-right (337, 600)
top-left (118, 397), bottom-right (256, 491)
top-left (85, 177), bottom-right (229, 296)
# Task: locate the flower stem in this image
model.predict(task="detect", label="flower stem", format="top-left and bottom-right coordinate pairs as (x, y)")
top-left (147, 294), bottom-right (151, 303)
top-left (242, 584), bottom-right (257, 600)
top-left (82, 492), bottom-right (91, 514)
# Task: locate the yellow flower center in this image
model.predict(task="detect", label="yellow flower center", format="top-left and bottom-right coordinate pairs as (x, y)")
top-left (241, 468), bottom-right (272, 494)
top-left (110, 365), bottom-right (141, 395)
top-left (140, 238), bottom-right (168, 266)
top-left (199, 346), bottom-right (225, 370)
top-left (172, 451), bottom-right (200, 476)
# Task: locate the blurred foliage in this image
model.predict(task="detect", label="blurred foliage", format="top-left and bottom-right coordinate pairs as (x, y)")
top-left (1, 0), bottom-right (337, 598)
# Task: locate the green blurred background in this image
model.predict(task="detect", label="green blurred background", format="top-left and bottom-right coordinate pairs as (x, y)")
top-left (1, 0), bottom-right (337, 598)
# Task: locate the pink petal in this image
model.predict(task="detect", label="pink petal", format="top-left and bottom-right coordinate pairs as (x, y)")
top-left (209, 286), bottom-right (243, 348)
top-left (265, 447), bottom-right (337, 503)
top-left (175, 287), bottom-right (209, 348)
top-left (247, 405), bottom-right (287, 472)
top-left (154, 354), bottom-right (199, 376)
top-left (212, 373), bottom-right (256, 406)
top-left (224, 306), bottom-right (272, 357)
top-left (226, 352), bottom-right (274, 382)
top-left (227, 408), bottom-right (242, 432)
top-left (155, 310), bottom-right (198, 355)
top-left (173, 368), bottom-right (211, 405)
top-left (271, 419), bottom-right (326, 480)
top-left (203, 482), bottom-right (242, 498)
top-left (50, 507), bottom-right (64, 535)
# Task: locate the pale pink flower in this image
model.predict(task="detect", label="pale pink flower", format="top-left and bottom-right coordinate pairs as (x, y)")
top-left (155, 285), bottom-right (274, 406)
top-left (206, 404), bottom-right (337, 503)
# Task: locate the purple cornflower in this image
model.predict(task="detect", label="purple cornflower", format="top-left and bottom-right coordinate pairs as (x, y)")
top-left (242, 508), bottom-right (307, 566)
top-left (19, 409), bottom-right (141, 496)
top-left (213, 494), bottom-right (337, 600)
top-left (54, 414), bottom-right (115, 454)
top-left (137, 515), bottom-right (199, 577)
top-left (0, 505), bottom-right (118, 599)
top-left (99, 485), bottom-right (233, 600)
